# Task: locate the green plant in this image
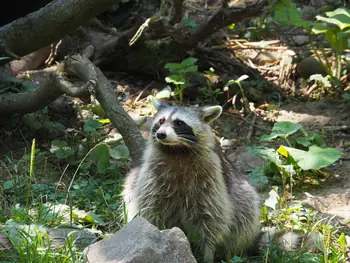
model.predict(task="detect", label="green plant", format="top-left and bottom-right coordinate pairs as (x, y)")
top-left (224, 75), bottom-right (249, 112)
top-left (164, 57), bottom-right (199, 104)
top-left (200, 68), bottom-right (224, 104)
top-left (312, 8), bottom-right (350, 79)
top-left (4, 222), bottom-right (84, 263)
top-left (247, 121), bottom-right (343, 203)
top-left (272, 1), bottom-right (350, 80)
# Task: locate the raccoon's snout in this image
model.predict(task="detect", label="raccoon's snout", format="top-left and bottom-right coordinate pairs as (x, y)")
top-left (156, 132), bottom-right (167, 140)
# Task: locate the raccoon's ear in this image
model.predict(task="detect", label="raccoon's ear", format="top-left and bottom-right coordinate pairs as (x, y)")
top-left (200, 106), bottom-right (222, 123)
top-left (148, 96), bottom-right (169, 111)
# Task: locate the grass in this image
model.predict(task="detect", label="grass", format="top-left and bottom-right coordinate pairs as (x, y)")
top-left (0, 112), bottom-right (348, 263)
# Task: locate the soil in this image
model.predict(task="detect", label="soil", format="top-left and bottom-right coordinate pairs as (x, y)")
top-left (1, 0), bottom-right (350, 258)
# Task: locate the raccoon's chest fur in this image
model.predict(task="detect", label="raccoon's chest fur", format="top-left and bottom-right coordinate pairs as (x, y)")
top-left (135, 146), bottom-right (232, 231)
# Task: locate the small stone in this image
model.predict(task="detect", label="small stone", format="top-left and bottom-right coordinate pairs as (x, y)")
top-left (83, 217), bottom-right (197, 263)
top-left (292, 35), bottom-right (309, 46)
top-left (297, 56), bottom-right (328, 79)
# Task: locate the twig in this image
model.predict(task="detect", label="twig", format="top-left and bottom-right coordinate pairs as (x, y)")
top-left (222, 112), bottom-right (271, 131)
top-left (246, 114), bottom-right (257, 140)
top-left (170, 0), bottom-right (185, 24)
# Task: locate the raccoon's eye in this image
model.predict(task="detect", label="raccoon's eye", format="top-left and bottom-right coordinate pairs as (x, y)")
top-left (174, 120), bottom-right (185, 126)
top-left (159, 118), bottom-right (165, 125)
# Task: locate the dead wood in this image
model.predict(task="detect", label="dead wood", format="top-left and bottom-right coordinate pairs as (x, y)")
top-left (61, 55), bottom-right (145, 166)
top-left (0, 54), bottom-right (145, 166)
top-left (0, 0), bottom-right (120, 60)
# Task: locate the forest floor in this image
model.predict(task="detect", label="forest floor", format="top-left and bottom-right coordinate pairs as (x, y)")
top-left (0, 0), bottom-right (350, 262)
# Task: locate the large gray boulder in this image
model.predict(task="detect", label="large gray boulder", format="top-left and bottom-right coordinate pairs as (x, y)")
top-left (83, 217), bottom-right (197, 263)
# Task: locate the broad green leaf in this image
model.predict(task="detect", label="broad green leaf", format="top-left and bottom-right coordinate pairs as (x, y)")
top-left (3, 180), bottom-right (15, 190)
top-left (278, 145), bottom-right (343, 170)
top-left (181, 57), bottom-right (198, 67)
top-left (312, 23), bottom-right (329, 34)
top-left (84, 120), bottom-right (102, 133)
top-left (277, 145), bottom-right (305, 161)
top-left (295, 137), bottom-right (312, 147)
top-left (165, 75), bottom-right (185, 85)
top-left (247, 146), bottom-right (281, 165)
top-left (72, 210), bottom-right (105, 225)
top-left (155, 86), bottom-right (172, 99)
top-left (273, 0), bottom-right (312, 29)
top-left (261, 121), bottom-right (302, 141)
top-left (55, 148), bottom-right (74, 159)
top-left (91, 105), bottom-right (105, 118)
top-left (164, 63), bottom-right (182, 73)
top-left (51, 139), bottom-right (68, 148)
top-left (110, 145), bottom-right (130, 160)
top-left (296, 134), bottom-right (326, 148)
top-left (316, 8), bottom-right (350, 30)
top-left (343, 92), bottom-right (350, 99)
top-left (90, 144), bottom-right (110, 173)
top-left (178, 65), bottom-right (198, 73)
top-left (248, 166), bottom-right (269, 185)
top-left (54, 122), bottom-right (66, 129)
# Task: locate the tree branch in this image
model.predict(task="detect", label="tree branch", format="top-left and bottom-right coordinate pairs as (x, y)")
top-left (0, 0), bottom-right (120, 59)
top-left (62, 55), bottom-right (145, 166)
top-left (188, 0), bottom-right (268, 47)
top-left (0, 74), bottom-right (64, 114)
top-left (169, 0), bottom-right (185, 25)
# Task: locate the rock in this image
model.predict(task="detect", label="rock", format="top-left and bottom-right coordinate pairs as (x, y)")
top-left (83, 217), bottom-right (197, 263)
top-left (292, 35), bottom-right (309, 46)
top-left (227, 147), bottom-right (264, 174)
top-left (297, 56), bottom-right (328, 79)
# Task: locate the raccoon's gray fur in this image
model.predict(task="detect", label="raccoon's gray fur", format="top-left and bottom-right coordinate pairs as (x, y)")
top-left (122, 98), bottom-right (261, 262)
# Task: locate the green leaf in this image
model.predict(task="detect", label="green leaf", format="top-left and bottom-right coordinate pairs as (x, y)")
top-left (260, 121), bottom-right (302, 141)
top-left (164, 63), bottom-right (183, 73)
top-left (278, 145), bottom-right (343, 170)
top-left (50, 140), bottom-right (74, 159)
top-left (90, 144), bottom-right (110, 173)
top-left (3, 180), bottom-right (15, 190)
top-left (155, 86), bottom-right (172, 99)
top-left (181, 57), bottom-right (198, 67)
top-left (247, 146), bottom-right (281, 165)
top-left (312, 23), bottom-right (329, 34)
top-left (317, 8), bottom-right (350, 30)
top-left (295, 137), bottom-right (312, 147)
top-left (248, 166), bottom-right (269, 185)
top-left (296, 134), bottom-right (326, 148)
top-left (343, 92), bottom-right (350, 99)
top-left (165, 75), bottom-right (185, 85)
top-left (51, 139), bottom-right (68, 148)
top-left (110, 145), bottom-right (130, 160)
top-left (178, 65), bottom-right (198, 73)
top-left (55, 148), bottom-right (74, 159)
top-left (273, 0), bottom-right (312, 29)
top-left (72, 209), bottom-right (105, 225)
top-left (84, 120), bottom-right (102, 133)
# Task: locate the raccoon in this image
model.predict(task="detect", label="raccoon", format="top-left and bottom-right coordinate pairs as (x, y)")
top-left (122, 97), bottom-right (261, 262)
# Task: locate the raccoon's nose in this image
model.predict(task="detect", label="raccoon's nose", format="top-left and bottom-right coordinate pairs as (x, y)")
top-left (156, 132), bottom-right (167, 140)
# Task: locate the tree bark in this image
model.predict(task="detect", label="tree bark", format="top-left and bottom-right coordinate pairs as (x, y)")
top-left (62, 55), bottom-right (145, 167)
top-left (0, 0), bottom-right (120, 59)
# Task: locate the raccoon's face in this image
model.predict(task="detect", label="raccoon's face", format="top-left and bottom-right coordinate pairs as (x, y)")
top-left (149, 97), bottom-right (222, 151)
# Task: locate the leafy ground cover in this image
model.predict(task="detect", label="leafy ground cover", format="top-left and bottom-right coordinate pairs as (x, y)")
top-left (1, 0), bottom-right (350, 262)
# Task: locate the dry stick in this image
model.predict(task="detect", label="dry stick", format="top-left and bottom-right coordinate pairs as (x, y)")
top-left (63, 55), bottom-right (145, 166)
top-left (222, 112), bottom-right (271, 131)
top-left (246, 114), bottom-right (257, 140)
top-left (0, 0), bottom-right (120, 59)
